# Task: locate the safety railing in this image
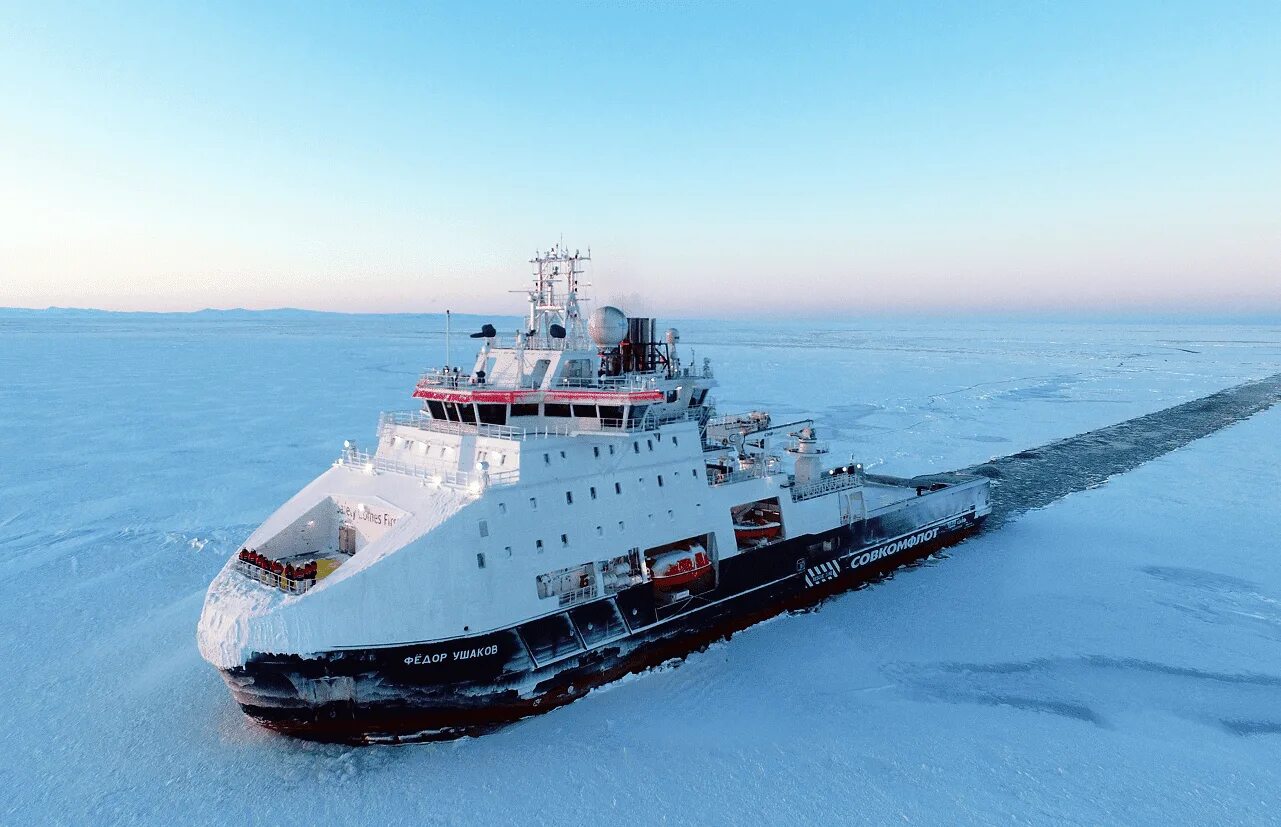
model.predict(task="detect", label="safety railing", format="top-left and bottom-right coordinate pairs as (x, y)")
top-left (789, 468), bottom-right (865, 502)
top-left (336, 447), bottom-right (521, 490)
top-left (706, 457), bottom-right (783, 487)
top-left (379, 407), bottom-right (701, 442)
top-left (489, 333), bottom-right (595, 350)
top-left (381, 411), bottom-right (532, 440)
top-left (416, 370), bottom-right (667, 392)
top-left (236, 559), bottom-right (316, 595)
top-left (417, 358), bottom-right (711, 392)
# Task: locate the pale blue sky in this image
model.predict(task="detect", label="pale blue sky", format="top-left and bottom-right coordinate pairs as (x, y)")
top-left (2, 1), bottom-right (1278, 315)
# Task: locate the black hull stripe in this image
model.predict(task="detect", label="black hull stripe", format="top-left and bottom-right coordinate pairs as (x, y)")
top-left (226, 513), bottom-right (984, 743)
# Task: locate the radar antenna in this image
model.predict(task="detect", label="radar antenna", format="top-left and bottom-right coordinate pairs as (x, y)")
top-left (522, 244), bottom-right (591, 342)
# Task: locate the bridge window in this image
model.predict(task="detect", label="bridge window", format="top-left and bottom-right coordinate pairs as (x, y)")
top-left (572, 404), bottom-right (596, 418)
top-left (544, 403), bottom-right (572, 417)
top-left (511, 403), bottom-right (539, 417)
top-left (458, 404), bottom-right (477, 424)
top-left (426, 400), bottom-right (446, 419)
top-left (477, 404), bottom-right (507, 425)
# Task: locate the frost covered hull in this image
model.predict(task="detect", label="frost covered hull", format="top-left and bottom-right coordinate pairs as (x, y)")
top-left (222, 510), bottom-right (984, 744)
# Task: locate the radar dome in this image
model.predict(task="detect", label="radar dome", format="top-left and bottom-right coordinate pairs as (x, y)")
top-left (664, 327), bottom-right (680, 346)
top-left (589, 306), bottom-right (628, 347)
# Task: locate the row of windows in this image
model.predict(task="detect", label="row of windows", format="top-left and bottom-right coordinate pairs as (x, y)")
top-left (475, 507), bottom-right (693, 568)
top-left (542, 433), bottom-right (680, 467)
top-left (495, 467), bottom-right (702, 519)
top-left (389, 438), bottom-right (515, 468)
top-left (424, 400), bottom-right (646, 427)
top-left (394, 428), bottom-right (680, 470)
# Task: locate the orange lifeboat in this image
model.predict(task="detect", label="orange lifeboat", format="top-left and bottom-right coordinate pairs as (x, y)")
top-left (650, 546), bottom-right (712, 589)
top-left (733, 520), bottom-right (781, 543)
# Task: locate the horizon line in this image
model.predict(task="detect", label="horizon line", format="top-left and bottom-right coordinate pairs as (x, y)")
top-left (4, 304), bottom-right (1281, 324)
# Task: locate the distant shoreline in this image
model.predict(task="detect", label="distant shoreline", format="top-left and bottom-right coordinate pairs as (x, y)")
top-left (2, 305), bottom-right (1278, 326)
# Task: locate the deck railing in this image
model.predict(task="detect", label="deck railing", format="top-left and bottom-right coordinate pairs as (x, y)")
top-left (789, 469), bottom-right (864, 502)
top-left (379, 407), bottom-right (701, 442)
top-left (416, 369), bottom-right (700, 392)
top-left (236, 560), bottom-right (316, 594)
top-left (706, 457), bottom-right (784, 487)
top-left (335, 447), bottom-right (521, 490)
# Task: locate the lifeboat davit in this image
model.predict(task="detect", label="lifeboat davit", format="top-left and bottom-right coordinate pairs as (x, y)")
top-left (651, 546), bottom-right (712, 589)
top-left (733, 521), bottom-right (782, 543)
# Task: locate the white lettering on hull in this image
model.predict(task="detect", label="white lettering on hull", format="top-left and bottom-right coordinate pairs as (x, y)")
top-left (339, 503), bottom-right (399, 528)
top-left (848, 526), bottom-right (942, 571)
top-left (404, 644), bottom-right (499, 666)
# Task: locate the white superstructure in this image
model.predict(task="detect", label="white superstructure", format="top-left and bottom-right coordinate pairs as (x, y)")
top-left (197, 245), bottom-right (990, 742)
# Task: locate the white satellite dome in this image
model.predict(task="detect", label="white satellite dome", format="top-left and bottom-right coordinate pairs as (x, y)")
top-left (588, 306), bottom-right (628, 347)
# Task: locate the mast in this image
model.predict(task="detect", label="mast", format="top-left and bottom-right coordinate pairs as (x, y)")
top-left (525, 243), bottom-right (591, 341)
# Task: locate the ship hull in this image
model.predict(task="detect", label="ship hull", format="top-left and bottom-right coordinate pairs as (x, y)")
top-left (220, 506), bottom-right (985, 744)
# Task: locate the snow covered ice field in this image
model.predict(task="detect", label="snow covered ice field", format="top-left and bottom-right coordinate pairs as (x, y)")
top-left (2, 310), bottom-right (1281, 825)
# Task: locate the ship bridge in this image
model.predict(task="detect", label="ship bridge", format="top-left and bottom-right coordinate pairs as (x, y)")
top-left (408, 243), bottom-right (716, 437)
